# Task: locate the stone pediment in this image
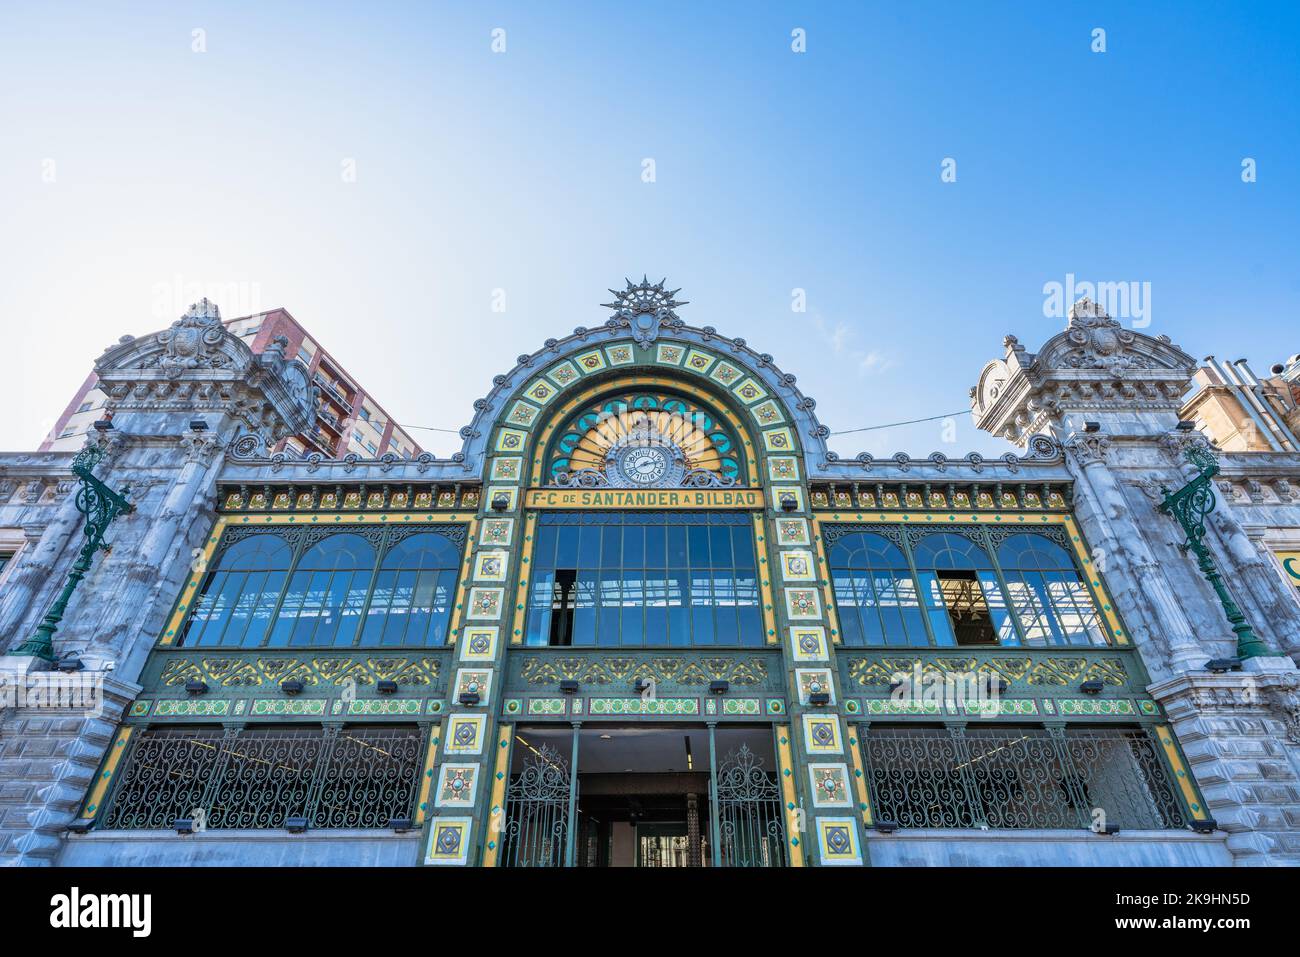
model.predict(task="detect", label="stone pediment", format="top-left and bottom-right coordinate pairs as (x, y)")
top-left (971, 299), bottom-right (1197, 446)
top-left (94, 299), bottom-right (316, 443)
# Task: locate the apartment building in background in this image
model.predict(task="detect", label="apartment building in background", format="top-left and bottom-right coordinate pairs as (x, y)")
top-left (1182, 352), bottom-right (1300, 453)
top-left (41, 308), bottom-right (422, 459)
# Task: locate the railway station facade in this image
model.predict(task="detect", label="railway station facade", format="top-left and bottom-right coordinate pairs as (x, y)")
top-left (2, 281), bottom-right (1298, 867)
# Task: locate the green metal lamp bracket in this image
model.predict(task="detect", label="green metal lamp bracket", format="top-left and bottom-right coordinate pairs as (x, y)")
top-left (1157, 445), bottom-right (1271, 659)
top-left (8, 444), bottom-right (134, 662)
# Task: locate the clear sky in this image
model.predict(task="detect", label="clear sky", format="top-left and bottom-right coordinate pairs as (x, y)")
top-left (2, 1), bottom-right (1296, 457)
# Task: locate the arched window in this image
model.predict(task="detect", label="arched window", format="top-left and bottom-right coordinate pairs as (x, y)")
top-left (180, 534), bottom-right (293, 647)
top-left (997, 534), bottom-right (1106, 646)
top-left (359, 532), bottom-right (461, 647)
top-left (910, 533), bottom-right (1015, 646)
top-left (268, 533), bottom-right (377, 648)
top-left (828, 533), bottom-right (926, 647)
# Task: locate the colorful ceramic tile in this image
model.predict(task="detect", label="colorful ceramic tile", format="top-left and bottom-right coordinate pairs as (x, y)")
top-left (505, 401), bottom-right (539, 428)
top-left (545, 360), bottom-right (582, 388)
top-left (816, 817), bottom-right (862, 865)
top-left (780, 549), bottom-right (816, 582)
top-left (785, 587), bottom-right (822, 620)
top-left (485, 486), bottom-right (517, 510)
top-left (767, 456), bottom-right (800, 481)
top-left (655, 343), bottom-right (685, 365)
top-left (771, 485), bottom-right (804, 511)
top-left (494, 429), bottom-right (527, 453)
top-left (444, 715), bottom-right (487, 755)
top-left (435, 764), bottom-right (480, 807)
top-left (473, 551), bottom-right (508, 582)
top-left (466, 587), bottom-right (504, 620)
top-left (574, 349), bottom-right (607, 374)
top-left (802, 714), bottom-right (843, 754)
top-left (795, 668), bottom-right (836, 706)
top-left (605, 343), bottom-right (635, 366)
top-left (710, 361), bottom-right (744, 387)
top-left (455, 668), bottom-right (493, 701)
top-left (752, 398), bottom-right (785, 426)
top-left (790, 626), bottom-right (829, 661)
top-left (524, 378), bottom-right (558, 405)
top-left (460, 626), bottom-right (499, 662)
top-left (479, 518), bottom-right (514, 547)
top-left (734, 377), bottom-right (769, 404)
top-left (424, 816), bottom-right (471, 865)
top-left (808, 764), bottom-right (853, 808)
top-left (776, 517), bottom-right (811, 547)
top-left (684, 349), bottom-right (716, 374)
top-left (763, 428), bottom-right (795, 453)
top-left (490, 457), bottom-right (523, 482)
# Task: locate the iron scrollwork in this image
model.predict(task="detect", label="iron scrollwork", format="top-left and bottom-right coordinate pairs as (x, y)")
top-left (714, 744), bottom-right (787, 867)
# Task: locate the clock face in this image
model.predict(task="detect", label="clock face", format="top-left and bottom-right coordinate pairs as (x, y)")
top-left (618, 446), bottom-right (670, 485)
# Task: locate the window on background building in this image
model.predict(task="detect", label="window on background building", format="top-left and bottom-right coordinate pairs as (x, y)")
top-left (828, 533), bottom-right (927, 647)
top-left (996, 535), bottom-right (1106, 646)
top-left (0, 551), bottom-right (12, 577)
top-left (365, 441), bottom-right (378, 455)
top-left (523, 512), bottom-right (761, 647)
top-left (77, 402), bottom-right (93, 413)
top-left (59, 428), bottom-right (75, 438)
top-left (178, 528), bottom-right (462, 649)
top-left (359, 407), bottom-right (371, 422)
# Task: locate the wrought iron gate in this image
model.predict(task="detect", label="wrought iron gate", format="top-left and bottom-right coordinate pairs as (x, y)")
top-left (713, 743), bottom-right (787, 867)
top-left (501, 743), bottom-right (575, 867)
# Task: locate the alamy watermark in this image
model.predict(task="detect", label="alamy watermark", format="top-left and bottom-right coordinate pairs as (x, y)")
top-left (0, 672), bottom-right (107, 717)
top-left (1043, 272), bottom-right (1150, 328)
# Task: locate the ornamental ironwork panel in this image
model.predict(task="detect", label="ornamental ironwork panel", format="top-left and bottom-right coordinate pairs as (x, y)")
top-left (501, 743), bottom-right (574, 867)
top-left (99, 724), bottom-right (423, 830)
top-left (861, 725), bottom-right (1187, 830)
top-left (100, 727), bottom-right (226, 830)
top-left (714, 744), bottom-right (787, 867)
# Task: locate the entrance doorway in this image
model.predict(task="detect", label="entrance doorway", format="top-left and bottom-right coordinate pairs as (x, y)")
top-left (500, 725), bottom-right (786, 867)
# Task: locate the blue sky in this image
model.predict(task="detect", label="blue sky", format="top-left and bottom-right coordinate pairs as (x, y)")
top-left (2, 1), bottom-right (1297, 456)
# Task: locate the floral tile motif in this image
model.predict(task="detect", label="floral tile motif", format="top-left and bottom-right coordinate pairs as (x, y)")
top-left (816, 817), bottom-right (862, 865)
top-left (524, 379), bottom-right (558, 405)
top-left (459, 626), bottom-right (498, 662)
top-left (425, 816), bottom-right (471, 865)
top-left (575, 349), bottom-right (606, 374)
top-left (684, 349), bottom-right (716, 374)
top-left (455, 668), bottom-right (493, 701)
top-left (710, 361), bottom-right (744, 387)
top-left (785, 587), bottom-right (822, 620)
top-left (802, 715), bottom-right (843, 754)
top-left (490, 457), bottom-right (522, 482)
top-left (527, 698), bottom-right (566, 715)
top-left (776, 517), bottom-right (811, 547)
top-left (1058, 698), bottom-right (1136, 716)
top-left (506, 401), bottom-right (539, 428)
top-left (480, 518), bottom-right (514, 547)
top-left (546, 361), bottom-right (581, 388)
top-left (734, 377), bottom-right (769, 404)
top-left (605, 343), bottom-right (635, 365)
top-left (763, 428), bottom-right (795, 452)
top-left (780, 550), bottom-right (816, 582)
top-left (795, 668), bottom-right (836, 706)
top-left (767, 457), bottom-right (800, 481)
top-left (752, 399), bottom-right (785, 425)
top-left (473, 551), bottom-right (508, 582)
top-left (467, 587), bottom-right (504, 620)
top-left (808, 763), bottom-right (853, 808)
top-left (444, 715), bottom-right (487, 755)
top-left (494, 429), bottom-right (527, 453)
top-left (790, 626), bottom-right (829, 661)
top-left (251, 699), bottom-right (326, 717)
top-left (655, 343), bottom-right (685, 365)
top-left (435, 764), bottom-right (479, 807)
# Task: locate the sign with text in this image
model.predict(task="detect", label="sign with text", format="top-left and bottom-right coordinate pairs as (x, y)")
top-left (524, 487), bottom-right (765, 510)
top-left (1276, 551), bottom-right (1300, 589)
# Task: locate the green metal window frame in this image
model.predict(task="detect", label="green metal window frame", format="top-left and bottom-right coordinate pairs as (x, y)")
top-left (177, 523), bottom-right (467, 649)
top-left (826, 524), bottom-right (1110, 649)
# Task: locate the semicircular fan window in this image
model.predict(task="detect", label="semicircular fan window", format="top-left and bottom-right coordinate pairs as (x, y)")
top-left (548, 393), bottom-right (741, 488)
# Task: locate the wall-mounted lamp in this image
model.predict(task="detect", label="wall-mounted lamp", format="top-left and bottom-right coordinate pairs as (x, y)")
top-left (559, 679), bottom-right (580, 695)
top-left (285, 816), bottom-right (309, 834)
top-left (709, 680), bottom-right (730, 695)
top-left (633, 678), bottom-right (652, 694)
top-left (874, 821), bottom-right (898, 834)
top-left (808, 691), bottom-right (831, 707)
top-left (173, 817), bottom-right (195, 835)
top-left (93, 419), bottom-right (114, 432)
top-left (1079, 680), bottom-right (1104, 695)
top-left (1175, 420), bottom-right (1196, 432)
top-left (1083, 421), bottom-right (1100, 433)
top-left (458, 691), bottom-right (481, 706)
top-left (66, 820), bottom-right (94, 834)
top-left (185, 680), bottom-right (210, 696)
top-left (280, 679), bottom-right (305, 695)
top-left (1190, 819), bottom-right (1218, 834)
top-left (377, 679), bottom-right (399, 695)
top-left (779, 494), bottom-right (798, 512)
top-left (491, 494), bottom-right (511, 512)
top-left (389, 817), bottom-right (413, 833)
top-left (1205, 658), bottom-right (1243, 674)
top-left (189, 419), bottom-right (209, 432)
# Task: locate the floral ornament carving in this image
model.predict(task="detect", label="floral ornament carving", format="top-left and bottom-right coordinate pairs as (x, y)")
top-left (153, 298), bottom-right (228, 379)
top-left (1060, 298), bottom-right (1149, 374)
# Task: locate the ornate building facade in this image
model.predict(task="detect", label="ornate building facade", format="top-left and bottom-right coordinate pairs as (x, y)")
top-left (1, 284), bottom-right (1298, 867)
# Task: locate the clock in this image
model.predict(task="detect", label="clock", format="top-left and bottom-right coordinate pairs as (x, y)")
top-left (617, 446), bottom-right (670, 486)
